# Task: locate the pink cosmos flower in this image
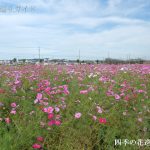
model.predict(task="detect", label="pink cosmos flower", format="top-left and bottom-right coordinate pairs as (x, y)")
top-left (5, 117), bottom-right (11, 124)
top-left (43, 97), bottom-right (48, 100)
top-left (106, 90), bottom-right (114, 96)
top-left (92, 115), bottom-right (97, 121)
top-left (45, 80), bottom-right (50, 86)
top-left (99, 76), bottom-right (109, 83)
top-left (55, 107), bottom-right (60, 112)
top-left (10, 110), bottom-right (16, 115)
top-left (98, 109), bottom-right (103, 113)
top-left (120, 93), bottom-right (125, 96)
top-left (61, 97), bottom-right (65, 101)
top-left (48, 113), bottom-right (54, 120)
top-left (55, 115), bottom-right (61, 120)
top-left (124, 96), bottom-right (129, 101)
top-left (88, 87), bottom-right (94, 92)
top-left (138, 90), bottom-right (144, 93)
top-left (14, 80), bottom-right (20, 85)
top-left (12, 86), bottom-right (17, 93)
top-left (43, 106), bottom-right (54, 114)
top-left (42, 102), bottom-right (49, 106)
top-left (11, 102), bottom-right (17, 108)
top-left (36, 93), bottom-right (42, 100)
top-left (34, 99), bottom-right (39, 104)
top-left (63, 85), bottom-right (70, 95)
top-left (75, 112), bottom-right (82, 119)
top-left (99, 118), bottom-right (107, 124)
top-left (36, 136), bottom-right (44, 142)
top-left (80, 90), bottom-right (88, 94)
top-left (115, 94), bottom-right (121, 100)
top-left (32, 143), bottom-right (41, 149)
top-left (78, 77), bottom-right (83, 81)
top-left (96, 106), bottom-right (103, 114)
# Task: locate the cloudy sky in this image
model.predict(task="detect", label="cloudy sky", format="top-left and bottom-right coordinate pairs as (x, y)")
top-left (0, 0), bottom-right (150, 60)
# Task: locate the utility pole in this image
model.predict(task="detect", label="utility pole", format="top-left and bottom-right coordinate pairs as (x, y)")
top-left (126, 54), bottom-right (130, 64)
top-left (126, 54), bottom-right (129, 64)
top-left (39, 47), bottom-right (40, 62)
top-left (79, 49), bottom-right (80, 61)
top-left (107, 51), bottom-right (110, 58)
top-left (129, 54), bottom-right (131, 64)
top-left (107, 51), bottom-right (110, 64)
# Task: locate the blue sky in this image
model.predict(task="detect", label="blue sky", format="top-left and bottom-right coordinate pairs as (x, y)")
top-left (0, 0), bottom-right (150, 60)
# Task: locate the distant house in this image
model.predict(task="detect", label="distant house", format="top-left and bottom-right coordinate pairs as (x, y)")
top-left (17, 59), bottom-right (41, 64)
top-left (0, 60), bottom-right (3, 64)
top-left (0, 60), bottom-right (11, 65)
top-left (144, 60), bottom-right (150, 64)
top-left (26, 59), bottom-right (39, 64)
top-left (83, 60), bottom-right (96, 64)
top-left (68, 60), bottom-right (77, 64)
top-left (18, 59), bottom-right (26, 64)
top-left (44, 58), bottom-right (49, 63)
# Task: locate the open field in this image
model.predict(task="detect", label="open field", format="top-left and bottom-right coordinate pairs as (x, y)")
top-left (0, 64), bottom-right (150, 150)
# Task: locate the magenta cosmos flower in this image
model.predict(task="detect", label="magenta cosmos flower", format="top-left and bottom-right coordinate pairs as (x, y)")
top-left (75, 112), bottom-right (82, 119)
top-left (32, 143), bottom-right (41, 149)
top-left (55, 120), bottom-right (61, 126)
top-left (48, 120), bottom-right (55, 126)
top-left (99, 118), bottom-right (107, 124)
top-left (48, 113), bottom-right (54, 120)
top-left (48, 120), bottom-right (61, 126)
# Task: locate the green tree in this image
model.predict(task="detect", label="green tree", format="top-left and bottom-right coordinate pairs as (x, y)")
top-left (76, 59), bottom-right (80, 63)
top-left (12, 58), bottom-right (17, 63)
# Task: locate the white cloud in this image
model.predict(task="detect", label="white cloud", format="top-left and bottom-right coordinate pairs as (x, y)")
top-left (107, 0), bottom-right (122, 9)
top-left (0, 0), bottom-right (150, 59)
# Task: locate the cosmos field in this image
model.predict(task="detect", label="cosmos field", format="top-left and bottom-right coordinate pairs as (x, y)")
top-left (0, 64), bottom-right (150, 150)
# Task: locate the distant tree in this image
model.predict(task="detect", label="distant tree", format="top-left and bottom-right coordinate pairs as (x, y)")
top-left (76, 59), bottom-right (80, 63)
top-left (96, 60), bottom-right (99, 64)
top-left (22, 59), bottom-right (26, 63)
top-left (40, 59), bottom-right (44, 63)
top-left (12, 58), bottom-right (17, 63)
